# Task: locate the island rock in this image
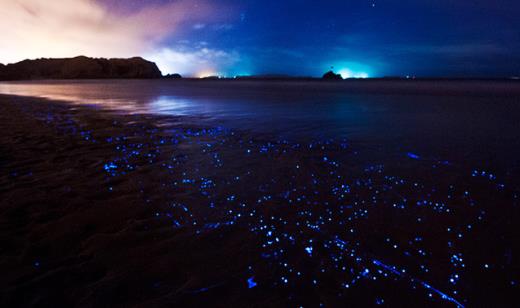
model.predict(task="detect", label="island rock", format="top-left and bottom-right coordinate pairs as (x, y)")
top-left (0, 56), bottom-right (162, 80)
top-left (322, 70), bottom-right (343, 80)
top-left (164, 73), bottom-right (182, 79)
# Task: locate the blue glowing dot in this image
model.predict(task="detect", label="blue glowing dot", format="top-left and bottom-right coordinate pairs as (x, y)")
top-left (247, 277), bottom-right (257, 288)
top-left (104, 162), bottom-right (117, 171)
top-left (407, 152), bottom-right (420, 160)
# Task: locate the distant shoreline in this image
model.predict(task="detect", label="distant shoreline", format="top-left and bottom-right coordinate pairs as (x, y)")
top-left (1, 56), bottom-right (518, 82)
top-left (1, 76), bottom-right (519, 81)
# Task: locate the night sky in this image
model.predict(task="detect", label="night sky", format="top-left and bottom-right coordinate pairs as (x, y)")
top-left (1, 0), bottom-right (520, 77)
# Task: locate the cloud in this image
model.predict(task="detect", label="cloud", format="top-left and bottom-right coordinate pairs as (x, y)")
top-left (148, 46), bottom-right (240, 76)
top-left (0, 0), bottom-right (235, 75)
top-left (213, 24), bottom-right (234, 31)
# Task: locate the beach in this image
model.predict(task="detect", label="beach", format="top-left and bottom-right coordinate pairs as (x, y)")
top-left (1, 81), bottom-right (519, 306)
top-left (3, 0), bottom-right (520, 305)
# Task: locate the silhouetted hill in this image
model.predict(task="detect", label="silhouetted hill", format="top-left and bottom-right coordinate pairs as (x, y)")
top-left (164, 73), bottom-right (182, 79)
top-left (322, 70), bottom-right (343, 80)
top-left (0, 56), bottom-right (162, 80)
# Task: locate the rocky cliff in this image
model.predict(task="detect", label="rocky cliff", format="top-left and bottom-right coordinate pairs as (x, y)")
top-left (0, 56), bottom-right (162, 80)
top-left (322, 70), bottom-right (343, 80)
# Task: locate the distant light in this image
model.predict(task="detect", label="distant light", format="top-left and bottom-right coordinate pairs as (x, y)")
top-left (338, 68), bottom-right (369, 79)
top-left (197, 70), bottom-right (218, 78)
top-left (338, 69), bottom-right (353, 79)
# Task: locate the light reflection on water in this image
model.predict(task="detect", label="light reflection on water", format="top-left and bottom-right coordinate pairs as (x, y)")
top-left (1, 79), bottom-right (519, 168)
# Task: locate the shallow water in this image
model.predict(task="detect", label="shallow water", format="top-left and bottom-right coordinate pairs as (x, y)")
top-left (1, 80), bottom-right (520, 169)
top-left (1, 80), bottom-right (519, 307)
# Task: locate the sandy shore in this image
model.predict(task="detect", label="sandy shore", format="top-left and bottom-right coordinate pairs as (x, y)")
top-left (0, 95), bottom-right (267, 307)
top-left (1, 94), bottom-right (518, 307)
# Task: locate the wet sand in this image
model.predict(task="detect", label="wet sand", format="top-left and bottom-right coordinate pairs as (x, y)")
top-left (1, 94), bottom-right (519, 307)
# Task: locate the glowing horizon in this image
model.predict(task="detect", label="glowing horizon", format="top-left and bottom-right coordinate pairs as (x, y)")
top-left (1, 0), bottom-right (518, 77)
top-left (0, 0), bottom-right (230, 76)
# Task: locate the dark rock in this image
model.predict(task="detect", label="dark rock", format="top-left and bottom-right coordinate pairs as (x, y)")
top-left (0, 56), bottom-right (162, 80)
top-left (164, 73), bottom-right (182, 79)
top-left (322, 70), bottom-right (343, 80)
